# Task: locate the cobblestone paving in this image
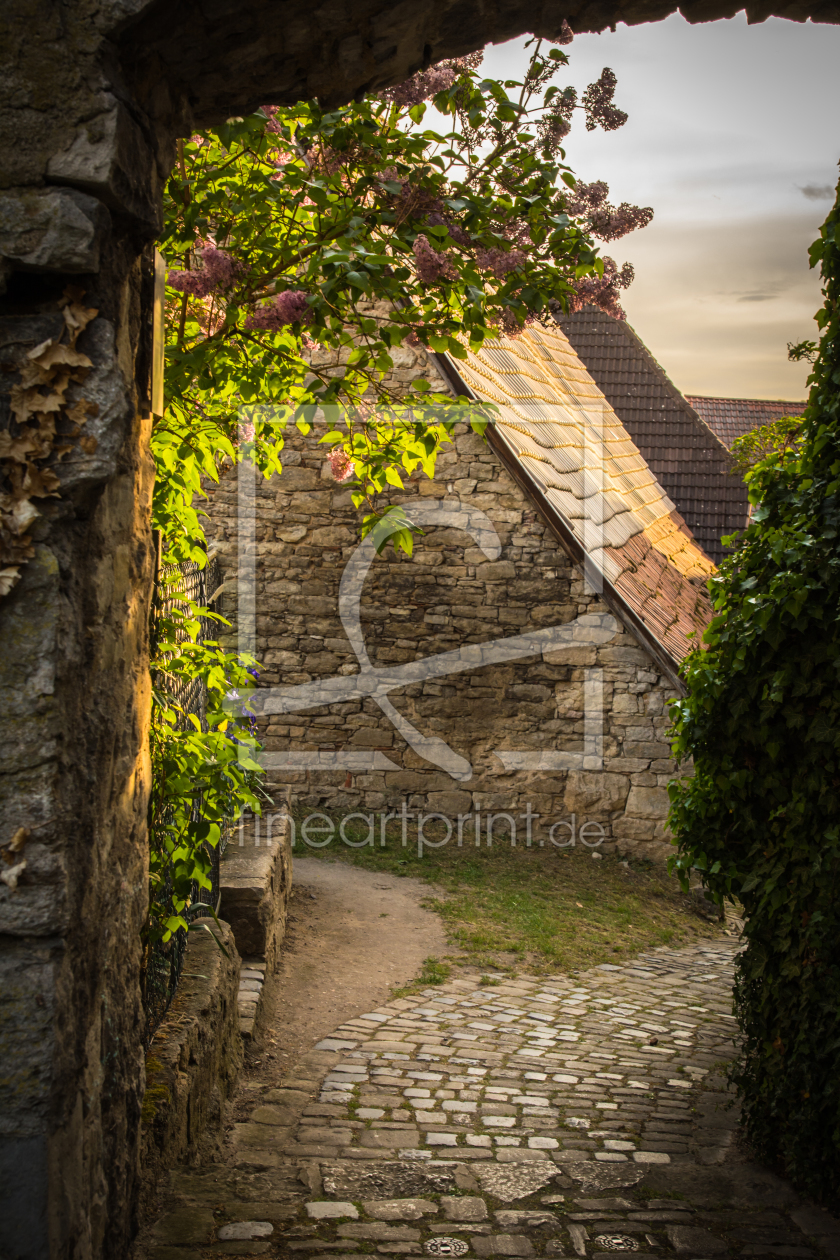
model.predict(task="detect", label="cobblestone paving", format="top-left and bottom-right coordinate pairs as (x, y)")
top-left (142, 942), bottom-right (840, 1260)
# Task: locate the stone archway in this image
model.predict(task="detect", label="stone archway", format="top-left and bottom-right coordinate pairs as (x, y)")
top-left (0, 2), bottom-right (837, 1257)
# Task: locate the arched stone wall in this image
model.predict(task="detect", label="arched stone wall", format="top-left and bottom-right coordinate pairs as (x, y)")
top-left (0, 2), bottom-right (837, 1258)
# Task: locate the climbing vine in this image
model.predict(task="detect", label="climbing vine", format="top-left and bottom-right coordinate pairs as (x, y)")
top-left (668, 177), bottom-right (840, 1205)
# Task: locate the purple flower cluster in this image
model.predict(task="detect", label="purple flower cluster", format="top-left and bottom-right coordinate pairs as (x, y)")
top-left (380, 66), bottom-right (458, 109)
top-left (566, 181), bottom-right (653, 243)
top-left (582, 69), bottom-right (628, 133)
top-left (378, 52), bottom-right (483, 109)
top-left (566, 181), bottom-right (610, 216)
top-left (557, 19), bottom-right (575, 44)
top-left (412, 235), bottom-right (457, 285)
top-left (261, 104), bottom-right (283, 136)
top-left (569, 257), bottom-right (635, 320)
top-left (537, 87), bottom-right (577, 156)
top-left (589, 201), bottom-right (654, 243)
top-left (425, 211), bottom-right (471, 246)
top-left (244, 290), bottom-right (313, 331)
top-left (475, 247), bottom-right (527, 279)
top-left (489, 308), bottom-right (538, 340)
top-left (167, 244), bottom-right (241, 297)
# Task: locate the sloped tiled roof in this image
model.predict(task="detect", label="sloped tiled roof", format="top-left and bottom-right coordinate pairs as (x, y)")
top-left (447, 325), bottom-right (714, 674)
top-left (557, 306), bottom-right (749, 564)
top-left (685, 395), bottom-right (806, 449)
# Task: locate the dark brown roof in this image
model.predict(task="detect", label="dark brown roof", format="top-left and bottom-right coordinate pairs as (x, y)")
top-left (685, 395), bottom-right (806, 449)
top-left (557, 305), bottom-right (750, 565)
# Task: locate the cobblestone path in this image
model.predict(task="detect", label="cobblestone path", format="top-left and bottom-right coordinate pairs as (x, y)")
top-left (143, 941), bottom-right (840, 1260)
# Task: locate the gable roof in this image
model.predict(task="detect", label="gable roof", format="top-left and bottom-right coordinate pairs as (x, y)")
top-left (685, 395), bottom-right (806, 449)
top-left (556, 305), bottom-right (749, 565)
top-left (436, 324), bottom-right (714, 687)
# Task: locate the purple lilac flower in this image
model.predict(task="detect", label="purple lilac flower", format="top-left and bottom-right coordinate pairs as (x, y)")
top-left (378, 52), bottom-right (483, 108)
top-left (566, 181), bottom-right (653, 242)
top-left (167, 244), bottom-right (239, 297)
top-left (412, 235), bottom-right (457, 285)
top-left (568, 258), bottom-right (635, 320)
top-left (245, 290), bottom-right (313, 331)
top-left (425, 211), bottom-right (472, 246)
top-left (475, 247), bottom-right (527, 279)
top-left (582, 69), bottom-right (628, 132)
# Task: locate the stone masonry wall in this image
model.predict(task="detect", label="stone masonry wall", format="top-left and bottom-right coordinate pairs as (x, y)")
top-left (204, 352), bottom-right (678, 862)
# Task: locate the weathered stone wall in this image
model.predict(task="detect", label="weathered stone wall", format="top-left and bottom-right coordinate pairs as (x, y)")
top-left (204, 352), bottom-right (677, 861)
top-left (138, 919), bottom-right (242, 1218)
top-left (0, 285), bottom-right (155, 1260)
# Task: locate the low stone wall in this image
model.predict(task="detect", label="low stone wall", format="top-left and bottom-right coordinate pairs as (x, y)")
top-left (139, 919), bottom-right (242, 1213)
top-left (221, 806), bottom-right (293, 1040)
top-left (222, 806), bottom-right (292, 974)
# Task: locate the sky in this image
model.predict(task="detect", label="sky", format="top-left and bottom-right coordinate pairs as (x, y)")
top-left (482, 14), bottom-right (840, 400)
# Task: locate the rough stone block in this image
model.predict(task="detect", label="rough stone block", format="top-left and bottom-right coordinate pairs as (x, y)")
top-left (440, 1195), bottom-right (488, 1221)
top-left (473, 1234), bottom-right (535, 1256)
top-left (425, 791), bottom-right (473, 815)
top-left (625, 786), bottom-right (670, 819)
top-left (362, 1199), bottom-right (439, 1219)
top-left (564, 771), bottom-right (630, 813)
top-left (220, 809), bottom-right (292, 972)
top-left (0, 187), bottom-right (110, 275)
top-left (666, 1224), bottom-right (728, 1253)
top-left (47, 98), bottom-right (160, 229)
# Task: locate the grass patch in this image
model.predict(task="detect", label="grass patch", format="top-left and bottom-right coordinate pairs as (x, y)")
top-left (391, 955), bottom-right (453, 997)
top-left (294, 815), bottom-right (727, 975)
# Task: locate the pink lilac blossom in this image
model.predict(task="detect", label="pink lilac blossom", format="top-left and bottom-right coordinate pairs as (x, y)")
top-left (425, 211), bottom-right (472, 246)
top-left (475, 247), bottom-right (527, 279)
top-left (566, 181), bottom-right (609, 215)
top-left (167, 244), bottom-right (239, 297)
top-left (557, 19), bottom-right (575, 43)
top-left (504, 220), bottom-right (533, 250)
top-left (566, 181), bottom-right (653, 242)
top-left (568, 258), bottom-right (634, 320)
top-left (238, 421), bottom-right (256, 443)
top-left (412, 234), bottom-right (457, 285)
top-left (489, 308), bottom-right (538, 340)
top-left (588, 201), bottom-right (653, 242)
top-left (261, 104), bottom-right (284, 135)
top-left (537, 87), bottom-right (577, 155)
top-left (378, 52), bottom-right (483, 108)
top-left (582, 68), bottom-right (628, 132)
top-left (328, 448), bottom-right (355, 482)
top-left (244, 290), bottom-right (313, 331)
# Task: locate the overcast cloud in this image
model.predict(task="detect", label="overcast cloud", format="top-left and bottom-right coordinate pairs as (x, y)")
top-left (483, 13), bottom-right (840, 399)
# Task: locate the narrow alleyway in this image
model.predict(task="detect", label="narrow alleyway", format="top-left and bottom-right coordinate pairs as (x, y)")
top-left (136, 862), bottom-right (840, 1260)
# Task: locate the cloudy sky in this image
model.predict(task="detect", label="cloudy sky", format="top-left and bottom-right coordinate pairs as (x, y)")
top-left (483, 14), bottom-right (840, 400)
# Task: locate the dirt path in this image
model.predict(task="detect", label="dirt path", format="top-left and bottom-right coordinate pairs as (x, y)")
top-left (256, 857), bottom-right (448, 1077)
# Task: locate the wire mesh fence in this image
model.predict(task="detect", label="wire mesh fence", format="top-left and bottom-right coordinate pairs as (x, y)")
top-left (142, 553), bottom-right (232, 1047)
